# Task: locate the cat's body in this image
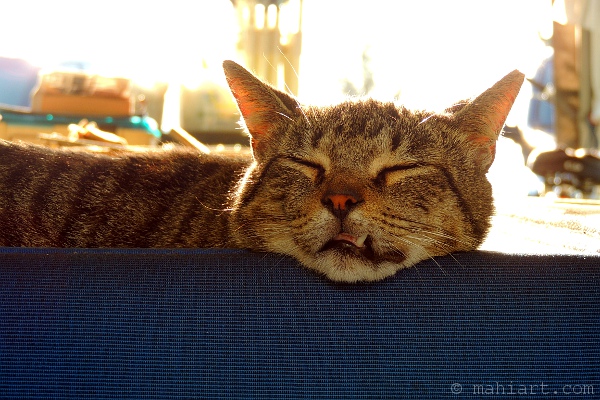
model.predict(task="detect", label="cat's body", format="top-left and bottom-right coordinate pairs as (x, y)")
top-left (0, 142), bottom-right (248, 248)
top-left (0, 61), bottom-right (524, 282)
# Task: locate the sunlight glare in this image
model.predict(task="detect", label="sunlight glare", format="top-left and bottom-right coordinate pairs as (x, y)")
top-left (299, 0), bottom-right (552, 118)
top-left (0, 0), bottom-right (238, 85)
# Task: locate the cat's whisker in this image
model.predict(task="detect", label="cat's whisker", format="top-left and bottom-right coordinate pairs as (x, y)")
top-left (418, 114), bottom-right (434, 125)
top-left (406, 232), bottom-right (466, 270)
top-left (416, 224), bottom-right (477, 243)
top-left (418, 229), bottom-right (477, 253)
top-left (381, 237), bottom-right (430, 289)
top-left (380, 225), bottom-right (448, 273)
top-left (387, 240), bottom-right (409, 259)
top-left (281, 73), bottom-right (316, 128)
top-left (274, 111), bottom-right (294, 121)
top-left (277, 47), bottom-right (299, 82)
top-left (383, 215), bottom-right (477, 249)
top-left (263, 52), bottom-right (311, 128)
top-left (232, 222), bottom-right (285, 234)
top-left (195, 198), bottom-right (234, 214)
top-left (270, 252), bottom-right (297, 269)
top-left (405, 231), bottom-right (461, 248)
top-left (411, 249), bottom-right (444, 274)
top-left (298, 105), bottom-right (312, 128)
top-left (441, 250), bottom-right (465, 270)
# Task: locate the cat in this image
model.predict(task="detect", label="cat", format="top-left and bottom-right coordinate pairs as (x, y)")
top-left (0, 60), bottom-right (524, 282)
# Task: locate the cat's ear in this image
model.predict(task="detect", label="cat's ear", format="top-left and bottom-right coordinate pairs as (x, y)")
top-left (222, 60), bottom-right (299, 152)
top-left (452, 70), bottom-right (524, 172)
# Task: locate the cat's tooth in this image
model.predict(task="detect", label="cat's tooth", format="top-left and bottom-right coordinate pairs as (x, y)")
top-left (355, 234), bottom-right (368, 248)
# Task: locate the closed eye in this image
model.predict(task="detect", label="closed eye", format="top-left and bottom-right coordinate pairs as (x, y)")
top-left (285, 157), bottom-right (326, 182)
top-left (375, 163), bottom-right (421, 185)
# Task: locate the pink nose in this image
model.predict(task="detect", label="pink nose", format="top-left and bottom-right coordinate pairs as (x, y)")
top-left (326, 193), bottom-right (358, 210)
top-left (322, 192), bottom-right (362, 219)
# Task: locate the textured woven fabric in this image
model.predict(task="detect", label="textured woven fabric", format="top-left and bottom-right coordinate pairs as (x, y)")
top-left (1, 248), bottom-right (599, 399)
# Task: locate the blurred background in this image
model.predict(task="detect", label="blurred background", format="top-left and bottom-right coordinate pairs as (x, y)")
top-left (0, 0), bottom-right (598, 198)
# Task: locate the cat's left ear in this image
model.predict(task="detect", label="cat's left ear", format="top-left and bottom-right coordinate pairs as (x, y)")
top-left (452, 70), bottom-right (524, 172)
top-left (223, 60), bottom-right (299, 155)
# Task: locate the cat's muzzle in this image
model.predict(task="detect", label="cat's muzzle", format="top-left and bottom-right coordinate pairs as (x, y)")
top-left (320, 233), bottom-right (375, 260)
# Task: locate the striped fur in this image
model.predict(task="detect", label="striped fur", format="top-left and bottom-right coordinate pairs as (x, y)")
top-left (0, 61), bottom-right (523, 282)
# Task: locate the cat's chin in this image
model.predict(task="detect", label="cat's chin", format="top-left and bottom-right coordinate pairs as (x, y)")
top-left (305, 236), bottom-right (409, 283)
top-left (307, 251), bottom-right (409, 283)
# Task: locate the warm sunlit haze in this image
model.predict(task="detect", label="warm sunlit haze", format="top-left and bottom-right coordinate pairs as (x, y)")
top-left (1, 0), bottom-right (553, 199)
top-left (1, 0), bottom-right (550, 105)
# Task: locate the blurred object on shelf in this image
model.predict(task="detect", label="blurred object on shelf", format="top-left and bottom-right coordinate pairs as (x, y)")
top-left (0, 107), bottom-right (161, 146)
top-left (180, 80), bottom-right (240, 135)
top-left (68, 119), bottom-right (128, 145)
top-left (132, 82), bottom-right (168, 128)
top-left (167, 127), bottom-right (210, 154)
top-left (31, 70), bottom-right (133, 117)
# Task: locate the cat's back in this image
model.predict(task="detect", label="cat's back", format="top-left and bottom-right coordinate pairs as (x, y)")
top-left (0, 140), bottom-right (249, 247)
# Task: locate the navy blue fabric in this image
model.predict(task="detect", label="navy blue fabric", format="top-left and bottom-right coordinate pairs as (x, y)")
top-left (1, 248), bottom-right (599, 399)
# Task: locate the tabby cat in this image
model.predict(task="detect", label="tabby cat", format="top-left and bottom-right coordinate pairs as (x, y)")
top-left (0, 60), bottom-right (523, 282)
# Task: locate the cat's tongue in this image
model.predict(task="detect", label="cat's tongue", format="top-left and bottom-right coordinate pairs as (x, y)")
top-left (333, 233), bottom-right (368, 248)
top-left (322, 232), bottom-right (374, 260)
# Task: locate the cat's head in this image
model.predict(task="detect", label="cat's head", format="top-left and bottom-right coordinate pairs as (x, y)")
top-left (223, 60), bottom-right (523, 282)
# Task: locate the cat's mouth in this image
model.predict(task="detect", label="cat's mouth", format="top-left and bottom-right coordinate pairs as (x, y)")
top-left (320, 233), bottom-right (375, 260)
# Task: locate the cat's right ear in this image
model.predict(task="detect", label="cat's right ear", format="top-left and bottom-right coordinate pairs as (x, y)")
top-left (223, 60), bottom-right (299, 154)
